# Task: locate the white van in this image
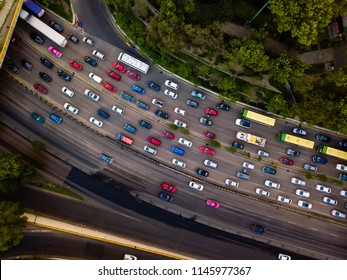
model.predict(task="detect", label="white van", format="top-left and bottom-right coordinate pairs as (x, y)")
top-left (165, 79), bottom-right (179, 90)
top-left (89, 72), bottom-right (102, 84)
top-left (61, 87), bottom-right (74, 97)
top-left (92, 50), bottom-right (105, 60)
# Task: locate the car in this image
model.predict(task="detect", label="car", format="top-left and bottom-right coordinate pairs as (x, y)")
top-left (89, 117), bottom-right (103, 127)
top-left (84, 56), bottom-right (97, 67)
top-left (50, 114), bottom-right (62, 124)
top-left (123, 123), bottom-right (136, 134)
top-left (68, 34), bottom-right (79, 44)
top-left (97, 109), bottom-right (109, 119)
top-left (236, 171), bottom-right (250, 180)
top-left (336, 164), bottom-right (347, 171)
top-left (174, 119), bottom-right (187, 128)
top-left (131, 84), bottom-right (145, 94)
top-left (138, 120), bottom-right (152, 129)
top-left (120, 91), bottom-right (135, 103)
top-left (339, 173), bottom-right (347, 181)
top-left (146, 81), bottom-right (160, 91)
top-left (39, 72), bottom-right (52, 82)
top-left (165, 79), bottom-right (179, 90)
top-left (225, 179), bottom-right (239, 187)
top-left (339, 140), bottom-right (347, 148)
top-left (21, 59), bottom-right (32, 70)
top-left (57, 70), bottom-right (72, 81)
top-left (63, 103), bottom-right (78, 114)
top-left (178, 137), bottom-right (192, 147)
top-left (171, 146), bottom-right (185, 156)
top-left (186, 99), bottom-right (199, 108)
top-left (262, 166), bottom-right (276, 175)
top-left (99, 153), bottom-right (113, 164)
top-left (235, 118), bottom-right (251, 128)
top-left (298, 200), bottom-right (312, 209)
top-left (292, 127), bottom-right (307, 135)
top-left (216, 102), bottom-right (230, 111)
top-left (331, 210), bottom-right (346, 218)
top-left (7, 63), bottom-right (20, 74)
top-left (106, 70), bottom-right (121, 81)
top-left (345, 202), bottom-right (347, 209)
top-left (147, 136), bottom-right (161, 146)
top-left (203, 131), bottom-right (216, 139)
top-left (69, 60), bottom-right (83, 71)
top-left (278, 254), bottom-right (291, 260)
top-left (40, 57), bottom-right (54, 68)
top-left (243, 162), bottom-right (254, 170)
top-left (265, 180), bottom-right (280, 189)
top-left (296, 189), bottom-right (310, 198)
top-left (279, 157), bottom-right (294, 165)
top-left (291, 177), bottom-right (306, 186)
top-left (143, 145), bottom-right (157, 155)
top-left (126, 70), bottom-right (141, 80)
top-left (206, 199), bottom-right (220, 208)
top-left (256, 188), bottom-right (270, 196)
top-left (315, 184), bottom-right (331, 193)
top-left (31, 112), bottom-right (44, 123)
top-left (251, 224), bottom-right (266, 234)
top-left (286, 148), bottom-right (300, 157)
top-left (189, 181), bottom-right (204, 191)
top-left (204, 159), bottom-right (218, 169)
top-left (136, 101), bottom-right (149, 110)
top-left (277, 196), bottom-right (292, 204)
top-left (111, 106), bottom-right (124, 115)
top-left (113, 62), bottom-right (127, 72)
top-left (92, 50), bottom-right (105, 60)
top-left (191, 90), bottom-right (205, 100)
top-left (174, 107), bottom-right (186, 117)
top-left (48, 46), bottom-right (62, 58)
top-left (196, 168), bottom-right (209, 177)
top-left (200, 146), bottom-right (215, 156)
top-left (199, 117), bottom-right (213, 126)
top-left (161, 182), bottom-right (177, 193)
top-left (312, 155), bottom-right (328, 164)
top-left (152, 99), bottom-right (164, 108)
top-left (34, 83), bottom-right (47, 94)
top-left (84, 89), bottom-right (100, 101)
top-left (164, 89), bottom-right (177, 99)
top-left (230, 141), bottom-right (244, 150)
top-left (49, 21), bottom-right (63, 33)
top-left (103, 82), bottom-right (117, 92)
top-left (162, 131), bottom-right (174, 140)
top-left (340, 190), bottom-right (347, 197)
top-left (304, 163), bottom-right (317, 171)
top-left (315, 134), bottom-right (330, 142)
top-left (116, 133), bottom-right (133, 145)
top-left (172, 158), bottom-right (186, 168)
top-left (323, 197), bottom-right (338, 205)
top-left (257, 150), bottom-right (269, 157)
top-left (89, 73), bottom-right (102, 83)
top-left (82, 36), bottom-right (95, 47)
top-left (158, 192), bottom-right (173, 202)
top-left (30, 32), bottom-right (44, 45)
top-left (205, 108), bottom-right (218, 117)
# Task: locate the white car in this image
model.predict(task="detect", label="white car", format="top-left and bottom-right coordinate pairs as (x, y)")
top-left (174, 107), bottom-right (186, 116)
top-left (143, 145), bottom-right (157, 155)
top-left (88, 72), bottom-right (102, 83)
top-left (178, 137), bottom-right (192, 147)
top-left (291, 177), bottom-right (306, 186)
top-left (295, 189), bottom-right (310, 198)
top-left (277, 195), bottom-right (292, 204)
top-left (243, 162), bottom-right (254, 170)
top-left (315, 184), bottom-right (331, 193)
top-left (164, 89), bottom-right (177, 99)
top-left (264, 180), bottom-right (280, 189)
top-left (257, 150), bottom-right (269, 157)
top-left (298, 200), bottom-right (312, 209)
top-left (63, 103), bottom-right (78, 114)
top-left (204, 159), bottom-right (218, 169)
top-left (172, 158), bottom-right (186, 168)
top-left (84, 89), bottom-right (100, 101)
top-left (165, 79), bottom-right (179, 90)
top-left (89, 117), bottom-right (103, 127)
top-left (323, 197), bottom-right (337, 205)
top-left (331, 210), bottom-right (346, 218)
top-left (174, 119), bottom-right (187, 128)
top-left (256, 188), bottom-right (270, 197)
top-left (225, 179), bottom-right (239, 187)
top-left (123, 254), bottom-right (137, 260)
top-left (189, 181), bottom-right (204, 191)
top-left (278, 253), bottom-right (291, 260)
top-left (112, 105), bottom-right (124, 115)
top-left (336, 164), bottom-right (347, 171)
top-left (340, 190), bottom-right (347, 197)
top-left (152, 98), bottom-right (164, 108)
top-left (61, 87), bottom-right (74, 97)
top-left (92, 50), bottom-right (105, 60)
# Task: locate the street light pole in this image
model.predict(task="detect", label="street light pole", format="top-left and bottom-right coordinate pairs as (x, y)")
top-left (245, 0), bottom-right (272, 28)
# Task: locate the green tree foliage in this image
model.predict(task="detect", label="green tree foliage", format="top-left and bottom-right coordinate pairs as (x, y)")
top-left (326, 66), bottom-right (347, 87)
top-left (291, 75), bottom-right (318, 94)
top-left (0, 201), bottom-right (27, 252)
top-left (335, 97), bottom-right (347, 134)
top-left (32, 141), bottom-right (45, 153)
top-left (266, 94), bottom-right (293, 117)
top-left (251, 27), bottom-right (269, 43)
top-left (269, 0), bottom-right (338, 46)
top-left (0, 153), bottom-right (35, 194)
top-left (217, 77), bottom-right (237, 91)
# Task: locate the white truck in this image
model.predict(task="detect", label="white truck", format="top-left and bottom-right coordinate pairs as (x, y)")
top-left (236, 131), bottom-right (266, 147)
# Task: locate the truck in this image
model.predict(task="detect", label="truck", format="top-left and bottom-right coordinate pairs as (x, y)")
top-left (118, 52), bottom-right (149, 74)
top-left (236, 131), bottom-right (266, 147)
top-left (19, 9), bottom-right (67, 48)
top-left (23, 0), bottom-right (45, 18)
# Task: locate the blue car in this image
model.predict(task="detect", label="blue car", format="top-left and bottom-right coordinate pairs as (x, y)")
top-left (97, 109), bottom-right (109, 119)
top-left (50, 114), bottom-right (62, 124)
top-left (312, 155), bottom-right (328, 165)
top-left (138, 120), bottom-right (152, 129)
top-left (171, 146), bottom-right (185, 156)
top-left (131, 84), bottom-right (145, 95)
top-left (136, 101), bottom-right (149, 110)
top-left (251, 224), bottom-right (266, 234)
top-left (146, 81), bottom-right (161, 91)
top-left (120, 91), bottom-right (135, 103)
top-left (338, 174), bottom-right (347, 181)
top-left (123, 123), bottom-right (136, 134)
top-left (99, 153), bottom-right (113, 164)
top-left (31, 112), bottom-right (44, 123)
top-left (262, 166), bottom-right (276, 175)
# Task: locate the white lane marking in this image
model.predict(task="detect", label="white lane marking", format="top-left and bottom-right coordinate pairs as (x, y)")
top-left (64, 129), bottom-right (73, 134)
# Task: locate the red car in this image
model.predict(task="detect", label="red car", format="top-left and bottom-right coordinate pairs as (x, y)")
top-left (69, 60), bottom-right (83, 71)
top-left (162, 131), bottom-right (174, 140)
top-left (200, 146), bottom-right (216, 156)
top-left (102, 82), bottom-right (117, 92)
top-left (34, 83), bottom-right (47, 94)
top-left (205, 107), bottom-right (218, 116)
top-left (113, 62), bottom-right (127, 72)
top-left (280, 157), bottom-right (294, 165)
top-left (106, 70), bottom-right (121, 81)
top-left (126, 70), bottom-right (141, 81)
top-left (206, 199), bottom-right (220, 208)
top-left (203, 131), bottom-right (216, 139)
top-left (161, 182), bottom-right (177, 193)
top-left (147, 136), bottom-right (161, 146)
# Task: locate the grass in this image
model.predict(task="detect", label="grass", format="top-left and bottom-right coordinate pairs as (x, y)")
top-left (31, 179), bottom-right (83, 200)
top-left (37, 0), bottom-right (73, 22)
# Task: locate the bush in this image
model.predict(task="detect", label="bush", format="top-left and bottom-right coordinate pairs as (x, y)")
top-left (208, 139), bottom-right (221, 148)
top-left (316, 174), bottom-right (327, 182)
top-left (168, 124), bottom-right (178, 130)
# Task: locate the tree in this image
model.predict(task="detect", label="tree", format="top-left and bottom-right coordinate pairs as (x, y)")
top-left (326, 66), bottom-right (347, 87)
top-left (0, 201), bottom-right (27, 252)
top-left (266, 94), bottom-right (293, 117)
top-left (291, 75), bottom-right (318, 94)
top-left (217, 77), bottom-right (237, 91)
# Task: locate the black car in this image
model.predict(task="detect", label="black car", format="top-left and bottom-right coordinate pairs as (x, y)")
top-left (312, 155), bottom-right (328, 165)
top-left (217, 102), bottom-right (230, 111)
top-left (339, 140), bottom-right (347, 148)
top-left (39, 72), bottom-right (52, 82)
top-left (158, 192), bottom-right (173, 202)
top-left (230, 141), bottom-right (244, 149)
top-left (97, 109), bottom-right (110, 119)
top-left (57, 70), bottom-right (71, 81)
top-left (30, 32), bottom-right (44, 45)
top-left (315, 134), bottom-right (330, 142)
top-left (68, 34), bottom-right (79, 44)
top-left (199, 117), bottom-right (213, 126)
top-left (186, 99), bottom-right (199, 108)
top-left (7, 63), bottom-right (20, 74)
top-left (49, 21), bottom-right (63, 33)
top-left (138, 120), bottom-right (152, 129)
top-left (146, 81), bottom-right (161, 91)
top-left (155, 110), bottom-right (169, 119)
top-left (84, 56), bottom-right (97, 67)
top-left (262, 166), bottom-right (276, 175)
top-left (136, 101), bottom-right (149, 110)
top-left (40, 57), bottom-right (54, 68)
top-left (196, 168), bottom-right (209, 177)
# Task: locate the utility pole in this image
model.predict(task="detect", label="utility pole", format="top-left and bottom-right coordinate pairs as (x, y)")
top-left (245, 0), bottom-right (272, 28)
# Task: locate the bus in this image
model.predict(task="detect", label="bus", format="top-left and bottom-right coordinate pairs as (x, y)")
top-left (277, 133), bottom-right (314, 149)
top-left (317, 145), bottom-right (347, 161)
top-left (118, 52), bottom-right (149, 74)
top-left (241, 109), bottom-right (276, 127)
top-left (23, 0), bottom-right (45, 18)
